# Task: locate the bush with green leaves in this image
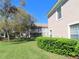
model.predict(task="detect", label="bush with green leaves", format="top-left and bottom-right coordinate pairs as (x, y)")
top-left (36, 37), bottom-right (79, 57)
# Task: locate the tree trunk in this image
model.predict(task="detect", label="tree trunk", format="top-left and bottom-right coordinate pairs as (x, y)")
top-left (28, 29), bottom-right (31, 38)
top-left (7, 32), bottom-right (10, 41)
top-left (20, 32), bottom-right (22, 37)
top-left (3, 33), bottom-right (6, 38)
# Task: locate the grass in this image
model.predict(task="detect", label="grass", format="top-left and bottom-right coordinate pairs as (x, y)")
top-left (0, 41), bottom-right (68, 59)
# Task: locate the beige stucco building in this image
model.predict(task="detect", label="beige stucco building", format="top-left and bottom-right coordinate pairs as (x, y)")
top-left (48, 0), bottom-right (79, 39)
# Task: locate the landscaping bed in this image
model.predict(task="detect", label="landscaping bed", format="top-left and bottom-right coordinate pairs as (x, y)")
top-left (36, 37), bottom-right (79, 58)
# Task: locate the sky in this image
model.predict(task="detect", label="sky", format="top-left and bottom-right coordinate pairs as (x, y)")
top-left (12, 0), bottom-right (57, 24)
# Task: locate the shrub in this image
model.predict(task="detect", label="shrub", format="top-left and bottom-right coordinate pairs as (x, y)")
top-left (36, 37), bottom-right (79, 57)
top-left (75, 41), bottom-right (79, 56)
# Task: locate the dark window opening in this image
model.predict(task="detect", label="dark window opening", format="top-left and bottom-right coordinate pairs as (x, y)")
top-left (57, 6), bottom-right (62, 19)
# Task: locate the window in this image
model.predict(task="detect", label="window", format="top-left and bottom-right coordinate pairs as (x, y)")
top-left (57, 7), bottom-right (62, 19)
top-left (70, 24), bottom-right (79, 39)
top-left (38, 28), bottom-right (41, 32)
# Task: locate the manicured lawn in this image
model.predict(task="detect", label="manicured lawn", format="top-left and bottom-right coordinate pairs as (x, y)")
top-left (0, 41), bottom-right (68, 59)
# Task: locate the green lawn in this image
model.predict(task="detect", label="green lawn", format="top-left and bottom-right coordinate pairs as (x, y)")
top-left (0, 41), bottom-right (68, 59)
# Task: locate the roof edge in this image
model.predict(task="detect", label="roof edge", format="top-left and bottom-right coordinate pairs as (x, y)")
top-left (48, 0), bottom-right (68, 18)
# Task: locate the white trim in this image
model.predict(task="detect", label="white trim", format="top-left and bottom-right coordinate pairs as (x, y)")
top-left (67, 25), bottom-right (70, 38)
top-left (68, 21), bottom-right (79, 26)
top-left (56, 10), bottom-right (64, 21)
top-left (67, 21), bottom-right (79, 38)
top-left (56, 11), bottom-right (58, 21)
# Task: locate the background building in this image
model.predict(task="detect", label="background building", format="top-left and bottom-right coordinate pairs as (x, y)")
top-left (31, 24), bottom-right (48, 37)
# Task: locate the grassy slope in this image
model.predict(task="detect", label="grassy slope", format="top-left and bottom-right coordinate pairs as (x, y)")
top-left (0, 41), bottom-right (68, 59)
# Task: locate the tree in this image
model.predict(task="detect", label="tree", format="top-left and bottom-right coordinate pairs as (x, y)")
top-left (14, 8), bottom-right (32, 38)
top-left (0, 0), bottom-right (26, 41)
top-left (0, 0), bottom-right (35, 41)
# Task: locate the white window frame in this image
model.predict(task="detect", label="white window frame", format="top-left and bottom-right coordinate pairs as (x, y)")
top-left (67, 21), bottom-right (79, 39)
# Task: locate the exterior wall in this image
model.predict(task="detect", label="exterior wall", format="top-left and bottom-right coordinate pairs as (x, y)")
top-left (48, 0), bottom-right (79, 38)
top-left (48, 12), bottom-right (57, 37)
top-left (31, 27), bottom-right (42, 37)
top-left (31, 26), bottom-right (48, 37)
top-left (42, 28), bottom-right (49, 37)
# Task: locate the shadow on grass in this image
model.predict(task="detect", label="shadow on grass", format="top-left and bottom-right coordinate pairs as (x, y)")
top-left (0, 37), bottom-right (37, 45)
top-left (9, 37), bottom-right (36, 44)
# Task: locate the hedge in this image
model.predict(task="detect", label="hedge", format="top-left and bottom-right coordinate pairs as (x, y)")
top-left (36, 37), bottom-right (79, 57)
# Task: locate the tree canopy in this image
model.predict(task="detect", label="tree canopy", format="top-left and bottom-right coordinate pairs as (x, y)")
top-left (0, 0), bottom-right (35, 41)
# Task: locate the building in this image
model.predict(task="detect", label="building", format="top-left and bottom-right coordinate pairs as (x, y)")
top-left (31, 24), bottom-right (48, 37)
top-left (48, 0), bottom-right (79, 39)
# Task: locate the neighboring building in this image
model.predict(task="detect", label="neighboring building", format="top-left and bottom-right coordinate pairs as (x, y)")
top-left (31, 24), bottom-right (48, 37)
top-left (48, 0), bottom-right (79, 39)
